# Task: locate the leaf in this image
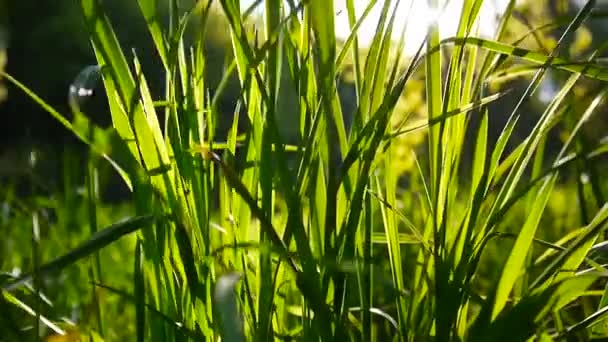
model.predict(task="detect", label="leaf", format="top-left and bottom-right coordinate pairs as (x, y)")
top-left (440, 36), bottom-right (608, 81)
top-left (2, 215), bottom-right (156, 291)
top-left (491, 176), bottom-right (556, 319)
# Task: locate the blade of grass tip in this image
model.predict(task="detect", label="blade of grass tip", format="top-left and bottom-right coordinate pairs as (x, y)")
top-left (129, 54), bottom-right (173, 181)
top-left (484, 0), bottom-right (596, 232)
top-left (2, 215), bottom-right (157, 292)
top-left (80, 0), bottom-right (135, 108)
top-left (481, 144), bottom-right (608, 258)
top-left (136, 0), bottom-right (169, 70)
top-left (82, 0), bottom-right (173, 189)
top-left (175, 16), bottom-right (191, 100)
top-left (333, 0), bottom-right (399, 327)
top-left (1, 71), bottom-right (133, 189)
top-left (135, 238), bottom-right (145, 342)
top-left (132, 52), bottom-right (167, 161)
top-left (488, 69), bottom-right (605, 233)
top-left (335, 0), bottom-right (376, 70)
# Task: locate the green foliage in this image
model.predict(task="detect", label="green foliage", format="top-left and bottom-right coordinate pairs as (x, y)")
top-left (2, 0), bottom-right (608, 341)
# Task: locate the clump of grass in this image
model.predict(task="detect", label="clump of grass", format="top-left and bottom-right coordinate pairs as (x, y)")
top-left (2, 0), bottom-right (608, 340)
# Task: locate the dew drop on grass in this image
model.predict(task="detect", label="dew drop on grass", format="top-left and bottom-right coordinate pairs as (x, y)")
top-left (68, 64), bottom-right (102, 113)
top-left (68, 65), bottom-right (112, 128)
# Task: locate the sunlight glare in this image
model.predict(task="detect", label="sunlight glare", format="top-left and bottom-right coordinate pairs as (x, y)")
top-left (239, 0), bottom-right (510, 55)
top-left (334, 0), bottom-right (509, 55)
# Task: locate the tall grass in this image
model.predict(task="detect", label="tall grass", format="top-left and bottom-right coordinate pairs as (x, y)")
top-left (2, 0), bottom-right (608, 340)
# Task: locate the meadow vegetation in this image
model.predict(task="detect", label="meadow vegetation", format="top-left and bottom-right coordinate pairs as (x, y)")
top-left (1, 0), bottom-right (608, 340)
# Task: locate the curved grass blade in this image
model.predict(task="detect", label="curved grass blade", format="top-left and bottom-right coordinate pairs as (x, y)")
top-left (0, 71), bottom-right (133, 190)
top-left (561, 303), bottom-right (608, 338)
top-left (437, 36), bottom-right (608, 81)
top-left (386, 91), bottom-right (508, 138)
top-left (531, 203), bottom-right (608, 289)
top-left (1, 290), bottom-right (65, 336)
top-left (2, 215), bottom-right (156, 291)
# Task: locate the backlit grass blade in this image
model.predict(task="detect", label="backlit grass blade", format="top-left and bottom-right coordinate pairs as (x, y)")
top-left (490, 34), bottom-right (593, 321)
top-left (335, 0), bottom-right (376, 70)
top-left (387, 91), bottom-right (507, 138)
top-left (437, 37), bottom-right (608, 81)
top-left (195, 149), bottom-right (295, 270)
top-left (425, 0), bottom-right (443, 247)
top-left (0, 71), bottom-right (133, 190)
top-left (484, 0), bottom-right (595, 235)
top-left (2, 215), bottom-right (156, 291)
top-left (491, 176), bottom-right (557, 319)
top-left (532, 202), bottom-right (608, 288)
top-left (474, 275), bottom-right (600, 341)
top-left (80, 0), bottom-right (135, 104)
top-left (309, 0), bottom-right (336, 93)
top-left (1, 291), bottom-right (65, 336)
top-left (82, 0), bottom-right (172, 183)
top-left (136, 0), bottom-right (169, 70)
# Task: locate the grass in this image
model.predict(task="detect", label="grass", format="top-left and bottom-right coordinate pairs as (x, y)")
top-left (2, 0), bottom-right (608, 340)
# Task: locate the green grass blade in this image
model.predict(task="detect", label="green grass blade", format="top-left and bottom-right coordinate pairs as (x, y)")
top-left (491, 176), bottom-right (557, 319)
top-left (2, 215), bottom-right (156, 291)
top-left (1, 291), bottom-right (65, 336)
top-left (532, 202), bottom-right (608, 288)
top-left (136, 0), bottom-right (169, 70)
top-left (438, 37), bottom-right (608, 82)
top-left (135, 238), bottom-right (146, 342)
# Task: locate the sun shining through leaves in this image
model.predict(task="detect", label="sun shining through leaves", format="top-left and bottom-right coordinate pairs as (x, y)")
top-left (3, 0), bottom-right (608, 340)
